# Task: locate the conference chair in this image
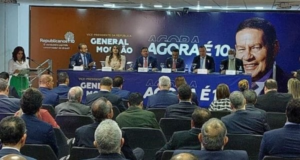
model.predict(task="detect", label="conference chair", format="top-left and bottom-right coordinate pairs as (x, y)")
top-left (59, 98), bottom-right (68, 104)
top-left (68, 147), bottom-right (99, 160)
top-left (41, 104), bottom-right (56, 118)
top-left (122, 127), bottom-right (167, 160)
top-left (210, 111), bottom-right (231, 119)
top-left (161, 150), bottom-right (174, 160)
top-left (55, 115), bottom-right (94, 138)
top-left (53, 128), bottom-right (70, 159)
top-left (159, 118), bottom-right (191, 141)
top-left (20, 144), bottom-right (57, 160)
top-left (0, 113), bottom-right (14, 121)
top-left (112, 106), bottom-right (120, 120)
top-left (147, 108), bottom-right (166, 122)
top-left (122, 99), bottom-right (129, 109)
top-left (224, 134), bottom-right (263, 160)
top-left (266, 112), bottom-right (286, 130)
top-left (263, 156), bottom-right (300, 160)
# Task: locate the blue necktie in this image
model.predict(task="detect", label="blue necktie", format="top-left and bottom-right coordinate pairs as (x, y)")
top-left (200, 57), bottom-right (204, 69)
top-left (83, 55), bottom-right (87, 67)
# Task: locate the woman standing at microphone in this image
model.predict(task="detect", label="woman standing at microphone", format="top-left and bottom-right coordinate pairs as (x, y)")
top-left (8, 46), bottom-right (30, 96)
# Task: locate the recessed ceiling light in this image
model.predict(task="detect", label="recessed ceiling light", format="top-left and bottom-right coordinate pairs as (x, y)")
top-left (76, 0), bottom-right (98, 1)
top-left (154, 4), bottom-right (163, 8)
top-left (168, 6), bottom-right (172, 9)
top-left (53, 3), bottom-right (62, 6)
top-left (204, 6), bottom-right (212, 9)
top-left (139, 4), bottom-right (143, 8)
top-left (104, 4), bottom-right (114, 7)
top-left (255, 7), bottom-right (264, 9)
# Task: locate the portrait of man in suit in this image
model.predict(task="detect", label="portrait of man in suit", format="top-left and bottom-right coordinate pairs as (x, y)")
top-left (191, 46), bottom-right (215, 73)
top-left (165, 49), bottom-right (185, 71)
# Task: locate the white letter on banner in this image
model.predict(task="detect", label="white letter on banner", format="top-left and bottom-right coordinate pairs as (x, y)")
top-left (90, 38), bottom-right (96, 44)
top-left (200, 85), bottom-right (211, 101)
top-left (144, 87), bottom-right (154, 98)
top-left (179, 44), bottom-right (189, 56)
top-left (157, 43), bottom-right (167, 55)
top-left (148, 43), bottom-right (157, 55)
top-left (212, 89), bottom-right (217, 101)
top-left (204, 41), bottom-right (213, 56)
top-left (189, 44), bottom-right (199, 56)
top-left (80, 82), bottom-right (86, 89)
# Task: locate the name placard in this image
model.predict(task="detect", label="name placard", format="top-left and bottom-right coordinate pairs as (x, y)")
top-left (161, 68), bottom-right (172, 73)
top-left (73, 66), bottom-right (84, 71)
top-left (138, 67), bottom-right (148, 72)
top-left (102, 67), bottom-right (112, 72)
top-left (197, 69), bottom-right (208, 74)
top-left (225, 70), bottom-right (236, 75)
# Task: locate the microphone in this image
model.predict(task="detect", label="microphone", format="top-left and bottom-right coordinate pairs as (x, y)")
top-left (26, 57), bottom-right (35, 62)
top-left (26, 57), bottom-right (53, 74)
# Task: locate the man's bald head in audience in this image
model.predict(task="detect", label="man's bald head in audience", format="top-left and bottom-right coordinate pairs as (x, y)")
top-left (171, 153), bottom-right (198, 160)
top-left (39, 74), bottom-right (54, 89)
top-left (91, 97), bottom-right (113, 122)
top-left (68, 86), bottom-right (83, 103)
top-left (0, 154), bottom-right (26, 160)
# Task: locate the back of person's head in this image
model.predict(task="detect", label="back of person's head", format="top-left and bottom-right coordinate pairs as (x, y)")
top-left (243, 89), bottom-right (257, 104)
top-left (229, 91), bottom-right (245, 110)
top-left (170, 153), bottom-right (198, 160)
top-left (264, 79), bottom-right (278, 90)
top-left (100, 77), bottom-right (113, 87)
top-left (178, 84), bottom-right (192, 101)
top-left (288, 78), bottom-right (300, 99)
top-left (238, 79), bottom-right (249, 92)
top-left (57, 72), bottom-right (69, 84)
top-left (158, 76), bottom-right (171, 89)
top-left (68, 86), bottom-right (83, 102)
top-left (216, 83), bottom-right (230, 100)
top-left (200, 118), bottom-right (227, 151)
top-left (91, 97), bottom-right (113, 122)
top-left (175, 76), bottom-right (187, 88)
top-left (128, 92), bottom-right (143, 107)
top-left (286, 99), bottom-right (300, 124)
top-left (21, 88), bottom-right (43, 115)
top-left (113, 76), bottom-right (124, 87)
top-left (0, 78), bottom-right (8, 92)
top-left (0, 72), bottom-right (9, 80)
top-left (1, 154), bottom-right (27, 160)
top-left (0, 116), bottom-right (26, 146)
top-left (39, 74), bottom-right (53, 88)
top-left (94, 119), bottom-right (123, 154)
top-left (192, 108), bottom-right (211, 128)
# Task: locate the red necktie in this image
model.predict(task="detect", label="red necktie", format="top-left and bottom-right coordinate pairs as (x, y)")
top-left (172, 59), bottom-right (176, 69)
top-left (144, 58), bottom-right (148, 68)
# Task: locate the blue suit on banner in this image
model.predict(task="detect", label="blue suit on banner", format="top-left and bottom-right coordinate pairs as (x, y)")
top-left (69, 53), bottom-right (93, 69)
top-left (134, 56), bottom-right (158, 70)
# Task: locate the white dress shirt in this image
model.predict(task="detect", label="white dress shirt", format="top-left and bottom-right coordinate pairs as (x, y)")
top-left (8, 59), bottom-right (30, 74)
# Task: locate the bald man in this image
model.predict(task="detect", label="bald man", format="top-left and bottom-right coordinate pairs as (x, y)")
top-left (38, 74), bottom-right (59, 107)
top-left (170, 153), bottom-right (198, 160)
top-left (1, 154), bottom-right (27, 160)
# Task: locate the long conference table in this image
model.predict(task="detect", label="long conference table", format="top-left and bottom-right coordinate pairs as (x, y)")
top-left (57, 69), bottom-right (251, 107)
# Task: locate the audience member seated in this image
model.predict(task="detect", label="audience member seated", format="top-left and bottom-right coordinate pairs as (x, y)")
top-left (52, 72), bottom-right (70, 99)
top-left (259, 99), bottom-right (300, 160)
top-left (243, 90), bottom-right (267, 116)
top-left (221, 91), bottom-right (270, 134)
top-left (174, 118), bottom-right (248, 160)
top-left (147, 76), bottom-right (178, 108)
top-left (209, 84), bottom-right (231, 111)
top-left (20, 88), bottom-right (58, 156)
top-left (165, 49), bottom-right (185, 71)
top-left (170, 153), bottom-right (198, 160)
top-left (105, 45), bottom-right (126, 71)
top-left (238, 79), bottom-right (249, 92)
top-left (38, 74), bottom-right (59, 107)
top-left (0, 72), bottom-right (19, 98)
top-left (287, 78), bottom-right (300, 99)
top-left (0, 116), bottom-right (36, 160)
top-left (74, 97), bottom-right (142, 160)
top-left (133, 47), bottom-right (158, 71)
top-left (165, 84), bottom-right (198, 119)
top-left (111, 76), bottom-right (131, 100)
top-left (84, 119), bottom-right (128, 160)
top-left (255, 79), bottom-right (292, 112)
top-left (174, 76), bottom-right (199, 106)
top-left (55, 86), bottom-right (91, 116)
top-left (0, 78), bottom-right (20, 113)
top-left (1, 154), bottom-right (28, 160)
top-left (116, 92), bottom-right (160, 129)
top-left (85, 77), bottom-right (126, 112)
top-left (156, 108), bottom-right (211, 160)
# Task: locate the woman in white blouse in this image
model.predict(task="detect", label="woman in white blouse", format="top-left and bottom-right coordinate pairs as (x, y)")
top-left (105, 45), bottom-right (126, 71)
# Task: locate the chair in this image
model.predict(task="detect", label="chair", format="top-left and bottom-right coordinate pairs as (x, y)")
top-left (0, 113), bottom-right (14, 121)
top-left (55, 115), bottom-right (94, 138)
top-left (68, 147), bottom-right (99, 160)
top-left (122, 127), bottom-right (167, 160)
top-left (123, 99), bottom-right (129, 109)
top-left (210, 111), bottom-right (231, 119)
top-left (59, 98), bottom-right (68, 104)
top-left (42, 104), bottom-right (56, 118)
top-left (266, 112), bottom-right (286, 130)
top-left (224, 134), bottom-right (263, 160)
top-left (147, 108), bottom-right (166, 122)
top-left (112, 106), bottom-right (120, 120)
top-left (20, 144), bottom-right (57, 160)
top-left (161, 150), bottom-right (174, 160)
top-left (263, 156), bottom-right (300, 160)
top-left (53, 128), bottom-right (70, 159)
top-left (159, 118), bottom-right (191, 141)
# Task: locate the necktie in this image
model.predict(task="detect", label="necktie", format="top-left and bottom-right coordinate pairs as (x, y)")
top-left (144, 58), bottom-right (148, 68)
top-left (200, 57), bottom-right (204, 69)
top-left (83, 55), bottom-right (87, 67)
top-left (172, 59), bottom-right (176, 69)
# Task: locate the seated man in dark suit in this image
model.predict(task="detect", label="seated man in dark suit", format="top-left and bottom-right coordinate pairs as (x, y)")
top-left (0, 78), bottom-right (20, 113)
top-left (55, 86), bottom-right (91, 116)
top-left (255, 79), bottom-right (292, 112)
top-left (20, 88), bottom-right (58, 156)
top-left (170, 153), bottom-right (198, 160)
top-left (243, 89), bottom-right (267, 117)
top-left (38, 74), bottom-right (59, 107)
top-left (165, 49), bottom-right (185, 71)
top-left (259, 99), bottom-right (300, 159)
top-left (111, 76), bottom-right (131, 100)
top-left (52, 72), bottom-right (70, 99)
top-left (174, 76), bottom-right (199, 106)
top-left (165, 84), bottom-right (198, 119)
top-left (147, 76), bottom-right (178, 108)
top-left (221, 91), bottom-right (270, 134)
top-left (191, 46), bottom-right (215, 73)
top-left (156, 108), bottom-right (211, 160)
top-left (0, 116), bottom-right (36, 160)
top-left (220, 49), bottom-right (244, 73)
top-left (174, 118), bottom-right (248, 160)
top-left (133, 47), bottom-right (158, 71)
top-left (0, 72), bottom-right (19, 98)
top-left (69, 43), bottom-right (95, 69)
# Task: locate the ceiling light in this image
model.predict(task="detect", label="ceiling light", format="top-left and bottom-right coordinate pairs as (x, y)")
top-left (53, 4), bottom-right (62, 6)
top-left (255, 7), bottom-right (264, 9)
top-left (139, 4), bottom-right (143, 8)
top-left (104, 4), bottom-right (114, 7)
top-left (154, 4), bottom-right (163, 8)
top-left (168, 6), bottom-right (172, 9)
top-left (204, 6), bottom-right (212, 9)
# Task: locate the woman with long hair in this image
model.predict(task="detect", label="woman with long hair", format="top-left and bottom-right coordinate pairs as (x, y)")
top-left (209, 83), bottom-right (231, 111)
top-left (105, 45), bottom-right (126, 71)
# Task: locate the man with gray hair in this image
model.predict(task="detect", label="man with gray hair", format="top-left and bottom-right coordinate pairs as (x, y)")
top-left (147, 76), bottom-right (178, 108)
top-left (173, 118), bottom-right (248, 160)
top-left (244, 89), bottom-right (267, 116)
top-left (220, 48), bottom-right (244, 74)
top-left (55, 86), bottom-right (91, 116)
top-left (221, 91), bottom-right (270, 134)
top-left (0, 78), bottom-right (20, 113)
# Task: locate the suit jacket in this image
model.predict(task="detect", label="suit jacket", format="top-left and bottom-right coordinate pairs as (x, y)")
top-left (0, 148), bottom-right (36, 160)
top-left (21, 114), bottom-right (58, 156)
top-left (55, 101), bottom-right (91, 116)
top-left (255, 91), bottom-right (292, 112)
top-left (259, 124), bottom-right (300, 160)
top-left (173, 149), bottom-right (248, 160)
top-left (111, 88), bottom-right (131, 100)
top-left (220, 58), bottom-right (244, 72)
top-left (38, 87), bottom-right (59, 107)
top-left (165, 102), bottom-right (198, 119)
top-left (69, 52), bottom-right (94, 68)
top-left (75, 122), bottom-right (136, 160)
top-left (155, 128), bottom-right (201, 160)
top-left (52, 85), bottom-right (70, 99)
top-left (9, 86), bottom-right (20, 98)
top-left (221, 110), bottom-right (270, 135)
top-left (165, 57), bottom-right (185, 71)
top-left (85, 91), bottom-right (126, 112)
top-left (0, 95), bottom-right (20, 113)
top-left (133, 56), bottom-right (158, 70)
top-left (172, 91), bottom-right (199, 106)
top-left (147, 90), bottom-right (179, 108)
top-left (85, 153), bottom-right (128, 160)
top-left (245, 104), bottom-right (267, 118)
top-left (191, 55), bottom-right (215, 72)
top-left (116, 106), bottom-right (160, 129)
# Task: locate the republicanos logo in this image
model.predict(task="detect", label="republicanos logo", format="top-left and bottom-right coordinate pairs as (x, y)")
top-left (40, 32), bottom-right (76, 44)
